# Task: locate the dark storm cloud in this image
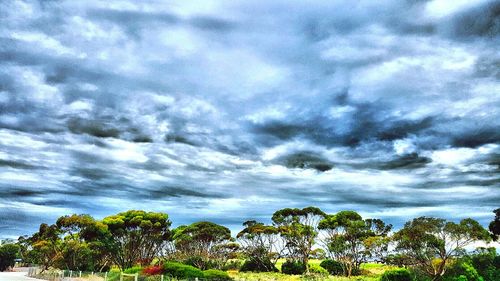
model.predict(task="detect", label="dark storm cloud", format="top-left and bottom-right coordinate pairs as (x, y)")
top-left (0, 0), bottom-right (499, 237)
top-left (447, 1), bottom-right (500, 39)
top-left (251, 96), bottom-right (436, 147)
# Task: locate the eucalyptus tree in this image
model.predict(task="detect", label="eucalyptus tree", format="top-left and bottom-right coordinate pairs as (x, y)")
top-left (272, 206), bottom-right (325, 271)
top-left (393, 217), bottom-right (491, 281)
top-left (0, 243), bottom-right (19, 271)
top-left (26, 223), bottom-right (62, 271)
top-left (102, 210), bottom-right (171, 270)
top-left (172, 221), bottom-right (235, 269)
top-left (489, 208), bottom-right (499, 241)
top-left (318, 211), bottom-right (392, 277)
top-left (56, 214), bottom-right (110, 271)
top-left (237, 220), bottom-right (281, 272)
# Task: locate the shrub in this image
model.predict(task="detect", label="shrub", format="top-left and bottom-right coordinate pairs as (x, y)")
top-left (123, 266), bottom-right (143, 274)
top-left (0, 244), bottom-right (19, 272)
top-left (308, 264), bottom-right (328, 275)
top-left (183, 256), bottom-right (218, 270)
top-left (320, 259), bottom-right (343, 275)
top-left (222, 260), bottom-right (242, 271)
top-left (106, 268), bottom-right (122, 281)
top-left (142, 265), bottom-right (163, 275)
top-left (444, 260), bottom-right (483, 281)
top-left (203, 269), bottom-right (233, 280)
top-left (240, 258), bottom-right (278, 272)
top-left (281, 260), bottom-right (306, 275)
top-left (163, 261), bottom-right (204, 279)
top-left (380, 268), bottom-right (412, 281)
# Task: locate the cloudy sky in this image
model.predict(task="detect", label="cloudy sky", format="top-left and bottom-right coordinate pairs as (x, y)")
top-left (0, 0), bottom-right (499, 237)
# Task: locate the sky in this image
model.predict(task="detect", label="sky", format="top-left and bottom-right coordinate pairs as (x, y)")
top-left (0, 0), bottom-right (499, 238)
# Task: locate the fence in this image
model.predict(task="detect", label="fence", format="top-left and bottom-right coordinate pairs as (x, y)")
top-left (26, 267), bottom-right (208, 281)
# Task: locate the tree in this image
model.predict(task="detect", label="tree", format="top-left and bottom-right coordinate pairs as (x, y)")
top-left (318, 211), bottom-right (392, 277)
top-left (55, 214), bottom-right (110, 271)
top-left (28, 223), bottom-right (63, 271)
top-left (0, 243), bottom-right (19, 271)
top-left (173, 221), bottom-right (234, 269)
top-left (237, 220), bottom-right (281, 272)
top-left (272, 206), bottom-right (325, 272)
top-left (489, 208), bottom-right (499, 241)
top-left (102, 210), bottom-right (171, 270)
top-left (393, 217), bottom-right (491, 281)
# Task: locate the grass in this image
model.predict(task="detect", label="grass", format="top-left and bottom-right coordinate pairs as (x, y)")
top-left (228, 260), bottom-right (393, 281)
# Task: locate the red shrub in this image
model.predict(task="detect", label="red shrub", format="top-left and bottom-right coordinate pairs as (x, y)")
top-left (142, 265), bottom-right (163, 276)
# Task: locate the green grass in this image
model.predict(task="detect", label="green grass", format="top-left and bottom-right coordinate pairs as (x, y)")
top-left (229, 260), bottom-right (394, 281)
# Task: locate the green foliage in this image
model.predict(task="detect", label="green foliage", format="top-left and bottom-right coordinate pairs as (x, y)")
top-left (272, 207), bottom-right (325, 268)
top-left (308, 264), bottom-right (328, 275)
top-left (173, 221), bottom-right (234, 269)
top-left (320, 259), bottom-right (343, 275)
top-left (445, 260), bottom-right (484, 281)
top-left (124, 266), bottom-right (143, 274)
top-left (469, 248), bottom-right (499, 281)
top-left (203, 269), bottom-right (233, 280)
top-left (281, 260), bottom-right (306, 275)
top-left (240, 257), bottom-right (278, 272)
top-left (318, 211), bottom-right (392, 277)
top-left (237, 220), bottom-right (280, 272)
top-left (163, 261), bottom-right (204, 279)
top-left (393, 216), bottom-right (491, 280)
top-left (221, 259), bottom-right (243, 271)
top-left (102, 210), bottom-right (171, 270)
top-left (0, 243), bottom-right (19, 271)
top-left (489, 209), bottom-right (499, 241)
top-left (380, 268), bottom-right (412, 281)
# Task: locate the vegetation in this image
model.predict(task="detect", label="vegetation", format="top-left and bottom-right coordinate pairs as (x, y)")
top-left (320, 259), bottom-right (343, 275)
top-left (318, 211), bottom-right (392, 277)
top-left (380, 268), bottom-right (412, 281)
top-left (8, 207), bottom-right (498, 281)
top-left (393, 217), bottom-right (491, 280)
top-left (0, 243), bottom-right (19, 271)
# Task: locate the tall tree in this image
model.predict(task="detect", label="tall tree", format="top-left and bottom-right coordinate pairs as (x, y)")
top-left (318, 211), bottom-right (392, 277)
top-left (489, 208), bottom-right (499, 241)
top-left (393, 217), bottom-right (491, 281)
top-left (28, 223), bottom-right (63, 271)
top-left (0, 243), bottom-right (20, 271)
top-left (102, 210), bottom-right (171, 270)
top-left (56, 214), bottom-right (110, 271)
top-left (237, 220), bottom-right (282, 272)
top-left (272, 206), bottom-right (325, 271)
top-left (173, 221), bottom-right (235, 269)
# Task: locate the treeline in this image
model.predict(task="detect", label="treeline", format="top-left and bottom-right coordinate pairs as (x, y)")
top-left (9, 208), bottom-right (500, 281)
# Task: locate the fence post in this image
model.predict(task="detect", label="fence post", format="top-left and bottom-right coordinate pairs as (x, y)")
top-left (70, 270), bottom-right (73, 278)
top-left (135, 273), bottom-right (138, 281)
top-left (120, 272), bottom-right (123, 281)
top-left (79, 270), bottom-right (82, 277)
top-left (161, 275), bottom-right (164, 281)
top-left (105, 271), bottom-right (108, 281)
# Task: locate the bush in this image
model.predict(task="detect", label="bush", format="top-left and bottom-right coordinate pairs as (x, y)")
top-left (142, 265), bottom-right (163, 275)
top-left (203, 269), bottom-right (233, 280)
top-left (308, 264), bottom-right (328, 275)
top-left (0, 244), bottom-right (19, 271)
top-left (123, 266), bottom-right (143, 274)
top-left (281, 260), bottom-right (306, 275)
top-left (240, 258), bottom-right (278, 272)
top-left (183, 256), bottom-right (218, 270)
top-left (444, 260), bottom-right (483, 281)
top-left (320, 259), bottom-right (343, 275)
top-left (221, 260), bottom-right (242, 271)
top-left (380, 268), bottom-right (412, 281)
top-left (163, 261), bottom-right (204, 279)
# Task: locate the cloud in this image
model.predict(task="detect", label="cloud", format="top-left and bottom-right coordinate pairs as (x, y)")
top-left (0, 0), bottom-right (498, 237)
